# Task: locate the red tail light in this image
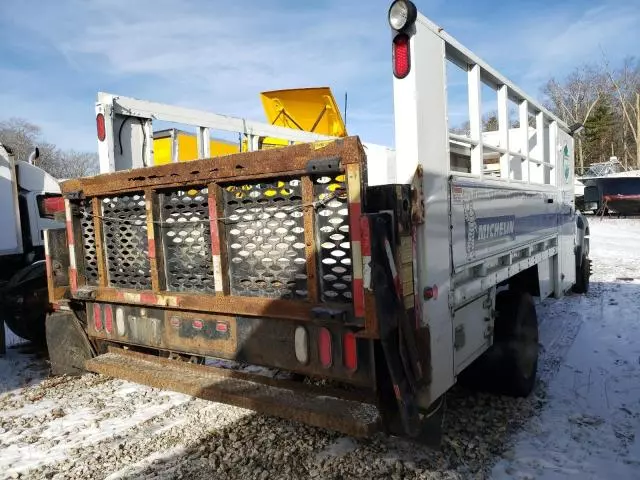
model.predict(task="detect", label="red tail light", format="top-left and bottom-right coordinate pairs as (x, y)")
top-left (343, 331), bottom-right (358, 372)
top-left (43, 197), bottom-right (65, 216)
top-left (318, 328), bottom-right (333, 368)
top-left (96, 113), bottom-right (106, 142)
top-left (215, 321), bottom-right (228, 333)
top-left (93, 304), bottom-right (102, 331)
top-left (393, 33), bottom-right (411, 79)
top-left (104, 305), bottom-right (113, 334)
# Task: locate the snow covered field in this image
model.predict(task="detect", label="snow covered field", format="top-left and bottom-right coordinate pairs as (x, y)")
top-left (1, 219), bottom-right (639, 479)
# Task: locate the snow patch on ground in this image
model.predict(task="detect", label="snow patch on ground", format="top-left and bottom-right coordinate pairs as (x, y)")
top-left (492, 219), bottom-right (640, 479)
top-left (315, 436), bottom-right (359, 460)
top-left (0, 218), bottom-right (639, 479)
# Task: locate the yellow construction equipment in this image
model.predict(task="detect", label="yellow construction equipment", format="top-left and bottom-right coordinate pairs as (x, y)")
top-left (151, 88), bottom-right (347, 161)
top-left (153, 129), bottom-right (240, 165)
top-left (258, 87), bottom-right (347, 149)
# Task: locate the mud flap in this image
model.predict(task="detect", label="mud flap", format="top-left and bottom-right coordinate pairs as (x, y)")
top-left (368, 214), bottom-right (426, 438)
top-left (46, 311), bottom-right (95, 376)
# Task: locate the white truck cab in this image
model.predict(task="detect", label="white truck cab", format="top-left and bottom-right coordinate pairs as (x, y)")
top-left (0, 144), bottom-right (63, 345)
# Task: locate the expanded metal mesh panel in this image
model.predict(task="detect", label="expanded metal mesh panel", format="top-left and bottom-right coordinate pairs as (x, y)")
top-left (77, 200), bottom-right (99, 285)
top-left (314, 175), bottom-right (352, 303)
top-left (102, 193), bottom-right (152, 289)
top-left (159, 187), bottom-right (215, 293)
top-left (222, 178), bottom-right (307, 299)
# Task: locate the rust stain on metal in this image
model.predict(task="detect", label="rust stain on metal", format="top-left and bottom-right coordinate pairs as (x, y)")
top-left (358, 290), bottom-right (380, 339)
top-left (91, 197), bottom-right (108, 288)
top-left (86, 348), bottom-right (380, 437)
top-left (208, 184), bottom-right (229, 295)
top-left (45, 254), bottom-right (55, 304)
top-left (61, 137), bottom-right (365, 197)
top-left (145, 190), bottom-right (163, 292)
top-left (163, 312), bottom-right (238, 356)
top-left (301, 176), bottom-right (318, 303)
top-left (411, 165), bottom-right (425, 225)
top-left (45, 229), bottom-right (71, 303)
top-left (84, 287), bottom-right (347, 322)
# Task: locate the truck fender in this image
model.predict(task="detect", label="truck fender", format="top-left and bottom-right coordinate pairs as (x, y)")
top-left (574, 212), bottom-right (590, 264)
top-left (4, 260), bottom-right (47, 292)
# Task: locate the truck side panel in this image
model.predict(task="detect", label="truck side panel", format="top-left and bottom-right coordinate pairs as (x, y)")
top-left (450, 178), bottom-right (559, 269)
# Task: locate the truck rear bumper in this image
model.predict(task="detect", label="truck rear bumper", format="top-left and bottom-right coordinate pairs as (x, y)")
top-left (86, 347), bottom-right (381, 438)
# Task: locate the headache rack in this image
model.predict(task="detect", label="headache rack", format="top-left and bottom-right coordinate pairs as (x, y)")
top-left (54, 137), bottom-right (378, 335)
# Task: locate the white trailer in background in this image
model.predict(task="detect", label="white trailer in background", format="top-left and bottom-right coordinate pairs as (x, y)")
top-left (45, 0), bottom-right (591, 443)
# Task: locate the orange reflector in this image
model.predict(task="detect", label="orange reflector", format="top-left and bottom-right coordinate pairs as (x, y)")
top-left (104, 305), bottom-right (113, 334)
top-left (318, 328), bottom-right (333, 368)
top-left (343, 331), bottom-right (358, 372)
top-left (294, 326), bottom-right (309, 364)
top-left (93, 304), bottom-right (102, 331)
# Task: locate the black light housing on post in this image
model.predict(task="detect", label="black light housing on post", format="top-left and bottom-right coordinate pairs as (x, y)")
top-left (569, 122), bottom-right (585, 135)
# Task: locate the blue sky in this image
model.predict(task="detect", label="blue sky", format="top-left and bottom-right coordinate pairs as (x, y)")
top-left (0, 0), bottom-right (638, 153)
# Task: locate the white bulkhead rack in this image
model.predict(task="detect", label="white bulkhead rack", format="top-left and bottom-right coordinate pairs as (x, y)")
top-left (391, 4), bottom-right (579, 404)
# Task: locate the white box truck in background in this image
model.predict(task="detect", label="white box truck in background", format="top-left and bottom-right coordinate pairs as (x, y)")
top-left (0, 144), bottom-right (63, 347)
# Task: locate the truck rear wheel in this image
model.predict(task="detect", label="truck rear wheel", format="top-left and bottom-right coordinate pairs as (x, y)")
top-left (460, 290), bottom-right (539, 397)
top-left (2, 268), bottom-right (49, 345)
top-left (572, 254), bottom-right (591, 294)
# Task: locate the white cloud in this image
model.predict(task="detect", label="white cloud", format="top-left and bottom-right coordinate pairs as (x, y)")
top-left (2, 0), bottom-right (397, 148)
top-left (456, 0), bottom-right (640, 89)
top-left (0, 0), bottom-right (638, 153)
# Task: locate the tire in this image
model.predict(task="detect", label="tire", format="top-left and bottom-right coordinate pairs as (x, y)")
top-left (572, 255), bottom-right (591, 294)
top-left (2, 276), bottom-right (49, 345)
top-left (459, 290), bottom-right (539, 397)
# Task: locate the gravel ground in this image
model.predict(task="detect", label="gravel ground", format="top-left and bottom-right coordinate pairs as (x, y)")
top-left (1, 218), bottom-right (639, 480)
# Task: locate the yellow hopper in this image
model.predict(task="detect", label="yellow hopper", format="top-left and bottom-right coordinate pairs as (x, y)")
top-left (257, 87), bottom-right (347, 149)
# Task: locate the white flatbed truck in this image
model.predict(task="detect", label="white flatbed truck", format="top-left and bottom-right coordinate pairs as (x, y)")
top-left (45, 0), bottom-right (591, 442)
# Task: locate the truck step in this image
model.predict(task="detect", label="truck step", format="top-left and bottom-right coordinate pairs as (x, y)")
top-left (85, 348), bottom-right (381, 438)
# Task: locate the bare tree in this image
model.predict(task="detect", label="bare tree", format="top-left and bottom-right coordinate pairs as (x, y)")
top-left (0, 118), bottom-right (98, 178)
top-left (542, 65), bottom-right (605, 173)
top-left (0, 118), bottom-right (42, 164)
top-left (603, 57), bottom-right (640, 168)
top-left (54, 150), bottom-right (99, 179)
top-left (451, 111), bottom-right (511, 136)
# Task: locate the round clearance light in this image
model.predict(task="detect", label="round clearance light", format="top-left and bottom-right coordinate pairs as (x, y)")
top-left (388, 0), bottom-right (417, 31)
top-left (116, 307), bottom-right (126, 336)
top-left (294, 326), bottom-right (309, 365)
